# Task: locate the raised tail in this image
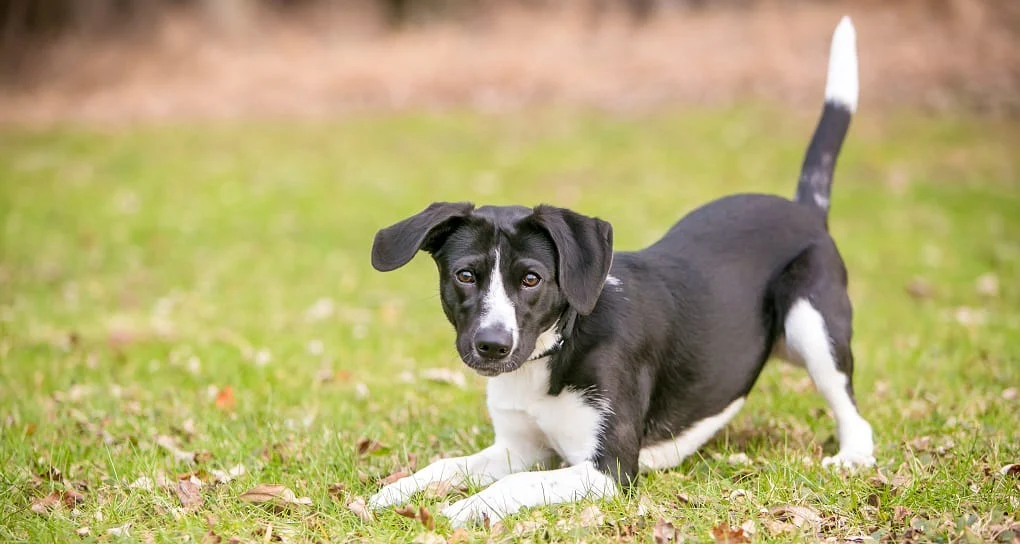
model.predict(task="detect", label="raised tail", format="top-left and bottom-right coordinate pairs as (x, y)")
top-left (795, 16), bottom-right (858, 220)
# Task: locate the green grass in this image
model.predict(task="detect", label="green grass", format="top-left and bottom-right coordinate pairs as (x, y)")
top-left (1, 108), bottom-right (1018, 543)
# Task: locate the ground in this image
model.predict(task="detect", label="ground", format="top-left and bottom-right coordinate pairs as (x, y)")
top-left (1, 108), bottom-right (1018, 542)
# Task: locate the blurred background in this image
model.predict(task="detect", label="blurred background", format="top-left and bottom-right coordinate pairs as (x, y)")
top-left (1, 0), bottom-right (1018, 124)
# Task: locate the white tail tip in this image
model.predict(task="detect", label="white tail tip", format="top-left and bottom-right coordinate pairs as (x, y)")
top-left (825, 16), bottom-right (858, 113)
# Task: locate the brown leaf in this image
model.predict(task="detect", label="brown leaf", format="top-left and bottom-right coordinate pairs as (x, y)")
top-left (712, 523), bottom-right (750, 544)
top-left (106, 523), bottom-right (131, 537)
top-left (893, 506), bottom-right (912, 523)
top-left (448, 528), bottom-right (470, 544)
top-left (580, 505), bottom-right (605, 527)
top-left (356, 438), bottom-right (382, 456)
top-left (380, 470), bottom-right (410, 485)
top-left (394, 505), bottom-right (418, 519)
top-left (327, 483), bottom-right (346, 501)
top-left (75, 527), bottom-right (90, 537)
top-left (61, 488), bottom-right (85, 508)
top-left (214, 386), bottom-right (236, 411)
top-left (202, 530), bottom-right (222, 544)
top-left (239, 484), bottom-right (311, 508)
top-left (419, 506), bottom-right (435, 531)
top-left (176, 478), bottom-right (203, 511)
top-left (30, 492), bottom-right (61, 515)
top-left (210, 464), bottom-right (246, 484)
top-left (348, 497), bottom-right (374, 522)
top-left (653, 518), bottom-right (676, 543)
top-left (905, 277), bottom-right (935, 300)
top-left (1000, 463), bottom-right (1020, 477)
top-left (411, 533), bottom-right (445, 544)
top-left (769, 505), bottom-right (823, 529)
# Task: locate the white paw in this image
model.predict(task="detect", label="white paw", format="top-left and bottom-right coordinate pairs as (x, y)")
top-left (441, 494), bottom-right (506, 528)
top-left (822, 451), bottom-right (876, 470)
top-left (368, 479), bottom-right (414, 510)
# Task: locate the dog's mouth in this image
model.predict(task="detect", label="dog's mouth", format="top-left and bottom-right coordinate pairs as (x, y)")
top-left (459, 353), bottom-right (527, 377)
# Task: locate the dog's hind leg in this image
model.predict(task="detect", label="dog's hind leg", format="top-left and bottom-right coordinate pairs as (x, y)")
top-left (773, 243), bottom-right (875, 469)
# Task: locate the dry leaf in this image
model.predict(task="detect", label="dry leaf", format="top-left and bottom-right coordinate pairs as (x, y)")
top-left (129, 476), bottom-right (154, 490)
top-left (411, 533), bottom-right (446, 544)
top-left (419, 506), bottom-right (435, 531)
top-left (769, 505), bottom-right (823, 529)
top-left (356, 438), bottom-right (382, 456)
top-left (156, 435), bottom-right (197, 463)
top-left (1004, 388), bottom-right (1018, 401)
top-left (176, 478), bottom-right (203, 510)
top-left (107, 523), bottom-right (131, 537)
top-left (30, 492), bottom-right (61, 515)
top-left (327, 483), bottom-right (346, 500)
top-left (210, 464), bottom-right (246, 484)
top-left (421, 368), bottom-right (467, 388)
top-left (893, 506), bottom-right (912, 523)
top-left (348, 497), bottom-right (374, 522)
top-left (239, 484), bottom-right (311, 508)
top-left (448, 528), bottom-right (470, 544)
top-left (1000, 463), bottom-right (1020, 477)
top-left (653, 518), bottom-right (676, 543)
top-left (380, 470), bottom-right (410, 485)
top-left (214, 386), bottom-right (236, 411)
top-left (580, 505), bottom-right (605, 527)
top-left (711, 523), bottom-right (750, 543)
top-left (739, 520), bottom-right (756, 536)
top-left (202, 530), bottom-right (222, 544)
top-left (512, 519), bottom-right (544, 536)
top-left (395, 505), bottom-right (418, 519)
top-left (75, 527), bottom-right (90, 537)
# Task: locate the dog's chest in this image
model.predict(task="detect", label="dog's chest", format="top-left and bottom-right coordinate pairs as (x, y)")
top-left (485, 359), bottom-right (604, 465)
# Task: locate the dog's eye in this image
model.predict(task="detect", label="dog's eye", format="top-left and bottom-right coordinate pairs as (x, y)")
top-left (455, 270), bottom-right (476, 284)
top-left (521, 272), bottom-right (541, 288)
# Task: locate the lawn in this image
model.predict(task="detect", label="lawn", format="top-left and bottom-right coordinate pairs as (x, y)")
top-left (1, 108), bottom-right (1018, 543)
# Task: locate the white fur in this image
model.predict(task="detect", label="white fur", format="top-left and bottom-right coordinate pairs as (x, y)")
top-left (369, 341), bottom-right (610, 521)
top-left (825, 16), bottom-right (859, 112)
top-left (441, 461), bottom-right (617, 527)
top-left (604, 275), bottom-right (622, 288)
top-left (479, 249), bottom-right (519, 351)
top-left (527, 323), bottom-right (562, 361)
top-left (638, 397), bottom-right (745, 471)
top-left (783, 298), bottom-right (874, 468)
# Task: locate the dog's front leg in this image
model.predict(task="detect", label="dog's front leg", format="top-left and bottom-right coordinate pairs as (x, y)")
top-left (368, 440), bottom-right (547, 510)
top-left (441, 461), bottom-right (618, 528)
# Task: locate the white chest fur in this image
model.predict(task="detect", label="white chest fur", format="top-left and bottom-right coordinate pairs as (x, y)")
top-left (486, 358), bottom-right (606, 466)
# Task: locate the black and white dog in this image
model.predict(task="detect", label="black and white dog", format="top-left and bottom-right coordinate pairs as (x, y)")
top-left (368, 17), bottom-right (874, 527)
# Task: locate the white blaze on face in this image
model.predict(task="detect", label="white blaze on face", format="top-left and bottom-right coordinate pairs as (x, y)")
top-left (479, 249), bottom-right (519, 351)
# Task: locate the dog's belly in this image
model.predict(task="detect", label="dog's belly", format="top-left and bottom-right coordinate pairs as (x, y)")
top-left (487, 359), bottom-right (605, 466)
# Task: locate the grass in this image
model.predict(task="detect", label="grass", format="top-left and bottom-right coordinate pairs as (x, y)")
top-left (1, 107), bottom-right (1018, 543)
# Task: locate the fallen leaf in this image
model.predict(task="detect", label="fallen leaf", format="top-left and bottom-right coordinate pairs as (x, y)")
top-left (129, 476), bottom-right (154, 490)
top-left (739, 519), bottom-right (756, 536)
top-left (214, 386), bottom-right (236, 411)
top-left (894, 506), bottom-right (912, 523)
top-left (419, 506), bottom-right (435, 531)
top-left (448, 528), bottom-right (470, 544)
top-left (421, 368), bottom-right (467, 388)
top-left (769, 505), bottom-right (823, 529)
top-left (239, 484), bottom-right (311, 508)
top-left (356, 438), bottom-right (382, 456)
top-left (1000, 463), bottom-right (1020, 477)
top-left (202, 530), bottom-right (222, 544)
top-left (580, 505), bottom-right (605, 527)
top-left (210, 464), bottom-right (246, 484)
top-left (156, 435), bottom-right (197, 463)
top-left (107, 523), bottom-right (131, 537)
top-left (905, 277), bottom-right (935, 300)
top-left (653, 518), bottom-right (676, 543)
top-left (348, 497), bottom-right (374, 522)
top-left (712, 523), bottom-right (750, 543)
top-left (395, 505), bottom-right (418, 518)
top-left (512, 519), bottom-right (544, 536)
top-left (355, 382), bottom-right (370, 399)
top-left (30, 492), bottom-right (61, 515)
top-left (1004, 388), bottom-right (1018, 401)
top-left (327, 483), bottom-right (346, 500)
top-left (176, 478), bottom-right (203, 510)
top-left (380, 470), bottom-right (410, 485)
top-left (727, 453), bottom-right (751, 465)
top-left (76, 527), bottom-right (90, 537)
top-left (411, 533), bottom-right (446, 544)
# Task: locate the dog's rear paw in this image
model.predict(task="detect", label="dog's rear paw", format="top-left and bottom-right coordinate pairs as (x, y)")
top-left (822, 452), bottom-right (875, 470)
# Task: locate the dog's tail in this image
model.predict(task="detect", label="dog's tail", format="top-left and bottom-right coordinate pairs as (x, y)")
top-left (794, 16), bottom-right (858, 220)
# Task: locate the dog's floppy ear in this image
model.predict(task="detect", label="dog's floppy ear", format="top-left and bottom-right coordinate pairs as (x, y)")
top-left (531, 205), bottom-right (613, 315)
top-left (372, 202), bottom-right (475, 271)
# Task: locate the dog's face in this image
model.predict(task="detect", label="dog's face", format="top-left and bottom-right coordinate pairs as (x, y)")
top-left (372, 203), bottom-right (613, 376)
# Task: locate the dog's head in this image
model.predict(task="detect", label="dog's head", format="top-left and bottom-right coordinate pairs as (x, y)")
top-left (371, 202), bottom-right (613, 376)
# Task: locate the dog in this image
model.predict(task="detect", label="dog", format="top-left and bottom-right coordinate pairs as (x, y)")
top-left (367, 16), bottom-right (874, 527)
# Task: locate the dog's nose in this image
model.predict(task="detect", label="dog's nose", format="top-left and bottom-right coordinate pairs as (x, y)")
top-left (474, 328), bottom-right (513, 360)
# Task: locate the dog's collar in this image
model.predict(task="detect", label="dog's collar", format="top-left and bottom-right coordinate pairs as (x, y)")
top-left (526, 338), bottom-right (564, 361)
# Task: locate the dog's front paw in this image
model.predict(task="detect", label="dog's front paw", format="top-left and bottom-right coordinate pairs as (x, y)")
top-left (368, 479), bottom-right (415, 510)
top-left (822, 451), bottom-right (876, 470)
top-left (441, 494), bottom-right (506, 528)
